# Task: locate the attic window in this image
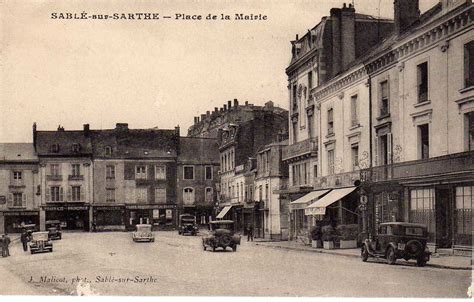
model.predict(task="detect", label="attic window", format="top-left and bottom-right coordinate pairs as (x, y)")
top-left (72, 144), bottom-right (81, 153)
top-left (105, 146), bottom-right (112, 156)
top-left (51, 144), bottom-right (60, 153)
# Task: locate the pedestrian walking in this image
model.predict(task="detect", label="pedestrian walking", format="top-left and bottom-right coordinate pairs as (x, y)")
top-left (1, 234), bottom-right (11, 257)
top-left (20, 230), bottom-right (29, 252)
top-left (246, 223), bottom-right (254, 242)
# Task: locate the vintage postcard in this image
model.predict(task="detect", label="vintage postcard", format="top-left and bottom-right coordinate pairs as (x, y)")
top-left (0, 0), bottom-right (472, 298)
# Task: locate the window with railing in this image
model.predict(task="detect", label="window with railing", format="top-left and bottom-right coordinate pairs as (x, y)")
top-left (50, 164), bottom-right (61, 176)
top-left (48, 186), bottom-right (63, 202)
top-left (417, 62), bottom-right (428, 103)
top-left (71, 164), bottom-right (81, 177)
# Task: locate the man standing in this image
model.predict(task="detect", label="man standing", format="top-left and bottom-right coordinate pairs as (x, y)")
top-left (20, 230), bottom-right (29, 252)
top-left (246, 223), bottom-right (254, 242)
top-left (2, 234), bottom-right (11, 257)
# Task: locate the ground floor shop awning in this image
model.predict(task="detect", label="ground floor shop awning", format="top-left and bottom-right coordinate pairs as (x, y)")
top-left (290, 189), bottom-right (330, 211)
top-left (305, 187), bottom-right (357, 216)
top-left (216, 205), bottom-right (232, 219)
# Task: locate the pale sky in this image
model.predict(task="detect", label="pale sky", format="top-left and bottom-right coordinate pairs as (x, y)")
top-left (0, 0), bottom-right (437, 142)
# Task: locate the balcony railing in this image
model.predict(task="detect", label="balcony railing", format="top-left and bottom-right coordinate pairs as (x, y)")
top-left (9, 180), bottom-right (25, 188)
top-left (46, 175), bottom-right (63, 181)
top-left (361, 151), bottom-right (474, 182)
top-left (7, 201), bottom-right (25, 209)
top-left (68, 175), bottom-right (84, 181)
top-left (314, 171), bottom-right (361, 189)
top-left (282, 137), bottom-right (318, 161)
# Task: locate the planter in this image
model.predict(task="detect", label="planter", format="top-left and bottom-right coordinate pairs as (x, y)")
top-left (323, 241), bottom-right (335, 250)
top-left (311, 240), bottom-right (322, 248)
top-left (339, 239), bottom-right (357, 249)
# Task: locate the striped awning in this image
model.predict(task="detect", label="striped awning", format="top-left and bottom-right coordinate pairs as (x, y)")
top-left (289, 189), bottom-right (330, 211)
top-left (305, 187), bottom-right (357, 216)
top-left (216, 206), bottom-right (232, 219)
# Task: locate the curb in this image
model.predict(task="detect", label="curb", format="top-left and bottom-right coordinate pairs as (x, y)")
top-left (254, 243), bottom-right (472, 271)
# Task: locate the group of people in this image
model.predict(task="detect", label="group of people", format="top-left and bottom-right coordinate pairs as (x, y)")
top-left (0, 230), bottom-right (31, 257)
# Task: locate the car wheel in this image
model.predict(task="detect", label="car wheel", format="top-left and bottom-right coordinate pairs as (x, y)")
top-left (361, 245), bottom-right (369, 262)
top-left (50, 248), bottom-right (53, 253)
top-left (232, 245), bottom-right (237, 252)
top-left (203, 244), bottom-right (206, 251)
top-left (30, 250), bottom-right (34, 255)
top-left (416, 257), bottom-right (426, 267)
top-left (386, 247), bottom-right (396, 265)
top-left (212, 246), bottom-right (216, 252)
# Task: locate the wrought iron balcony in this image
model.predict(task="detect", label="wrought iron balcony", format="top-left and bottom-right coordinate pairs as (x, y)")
top-left (46, 175), bottom-right (62, 181)
top-left (314, 171), bottom-right (361, 189)
top-left (282, 137), bottom-right (318, 162)
top-left (68, 175), bottom-right (84, 181)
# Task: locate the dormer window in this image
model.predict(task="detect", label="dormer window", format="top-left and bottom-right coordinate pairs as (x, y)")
top-left (105, 146), bottom-right (112, 156)
top-left (51, 144), bottom-right (60, 153)
top-left (72, 143), bottom-right (81, 153)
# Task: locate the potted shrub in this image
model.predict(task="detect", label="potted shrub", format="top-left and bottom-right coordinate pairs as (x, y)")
top-left (309, 225), bottom-right (322, 248)
top-left (337, 224), bottom-right (359, 249)
top-left (321, 225), bottom-right (336, 249)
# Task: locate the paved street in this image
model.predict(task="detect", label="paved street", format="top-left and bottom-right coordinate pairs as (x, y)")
top-left (0, 231), bottom-right (471, 297)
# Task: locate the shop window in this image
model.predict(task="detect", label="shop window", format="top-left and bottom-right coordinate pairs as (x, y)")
top-left (183, 188), bottom-right (194, 205)
top-left (327, 108), bottom-right (334, 135)
top-left (71, 164), bottom-right (81, 177)
top-left (418, 124), bottom-right (429, 160)
top-left (106, 165), bottom-right (115, 179)
top-left (380, 80), bottom-right (389, 116)
top-left (409, 188), bottom-right (435, 236)
top-left (464, 41), bottom-right (474, 88)
top-left (417, 62), bottom-right (428, 103)
top-left (351, 144), bottom-right (359, 171)
top-left (155, 188), bottom-right (166, 204)
top-left (135, 166), bottom-right (147, 179)
top-left (155, 165), bottom-right (166, 180)
top-left (205, 187), bottom-right (213, 203)
top-left (136, 187), bottom-right (148, 203)
top-left (455, 186), bottom-right (473, 237)
top-left (351, 94), bottom-right (359, 126)
top-left (183, 166), bottom-right (194, 180)
top-left (205, 166), bottom-right (213, 180)
top-left (106, 188), bottom-right (115, 202)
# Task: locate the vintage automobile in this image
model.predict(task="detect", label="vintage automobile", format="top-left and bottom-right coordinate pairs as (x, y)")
top-left (361, 222), bottom-right (431, 266)
top-left (178, 214), bottom-right (198, 236)
top-left (46, 220), bottom-right (62, 240)
top-left (22, 224), bottom-right (38, 240)
top-left (202, 220), bottom-right (241, 252)
top-left (29, 231), bottom-right (53, 254)
top-left (132, 224), bottom-right (155, 242)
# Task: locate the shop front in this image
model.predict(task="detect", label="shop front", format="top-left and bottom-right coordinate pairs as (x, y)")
top-left (92, 205), bottom-right (126, 232)
top-left (1, 210), bottom-right (39, 233)
top-left (180, 205), bottom-right (213, 225)
top-left (43, 205), bottom-right (91, 231)
top-left (125, 204), bottom-right (177, 231)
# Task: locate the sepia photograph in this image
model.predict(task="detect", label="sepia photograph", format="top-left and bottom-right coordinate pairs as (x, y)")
top-left (0, 0), bottom-right (473, 298)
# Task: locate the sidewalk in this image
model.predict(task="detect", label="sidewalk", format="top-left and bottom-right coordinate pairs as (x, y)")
top-left (252, 239), bottom-right (473, 270)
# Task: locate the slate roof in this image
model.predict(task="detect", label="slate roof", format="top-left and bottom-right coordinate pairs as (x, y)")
top-left (35, 131), bottom-right (93, 156)
top-left (178, 137), bottom-right (219, 164)
top-left (0, 143), bottom-right (38, 162)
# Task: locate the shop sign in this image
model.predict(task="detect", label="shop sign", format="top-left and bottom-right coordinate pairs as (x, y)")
top-left (305, 207), bottom-right (326, 216)
top-left (3, 211), bottom-right (38, 216)
top-left (126, 204), bottom-right (177, 210)
top-left (44, 206), bottom-right (89, 211)
top-left (94, 206), bottom-right (124, 211)
top-left (0, 196), bottom-right (6, 205)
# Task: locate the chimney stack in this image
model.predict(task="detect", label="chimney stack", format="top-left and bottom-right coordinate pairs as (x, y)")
top-left (223, 104), bottom-right (227, 111)
top-left (394, 0), bottom-right (420, 35)
top-left (227, 100), bottom-right (232, 109)
top-left (206, 111), bottom-right (210, 117)
top-left (201, 114), bottom-right (206, 121)
top-left (33, 122), bottom-right (37, 150)
top-left (83, 124), bottom-right (90, 136)
top-left (234, 98), bottom-right (239, 107)
top-left (330, 3), bottom-right (355, 76)
top-left (245, 101), bottom-right (249, 106)
top-left (115, 123), bottom-right (129, 131)
top-left (214, 107), bottom-right (218, 113)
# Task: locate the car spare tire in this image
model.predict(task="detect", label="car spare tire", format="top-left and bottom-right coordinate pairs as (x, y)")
top-left (220, 234), bottom-right (232, 246)
top-left (405, 240), bottom-right (423, 257)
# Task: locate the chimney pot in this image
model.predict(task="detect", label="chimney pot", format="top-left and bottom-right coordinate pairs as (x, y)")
top-left (234, 99), bottom-right (239, 107)
top-left (115, 123), bottom-right (129, 131)
top-left (214, 107), bottom-right (218, 112)
top-left (223, 104), bottom-right (227, 111)
top-left (227, 100), bottom-right (232, 109)
top-left (206, 111), bottom-right (210, 117)
top-left (245, 101), bottom-right (249, 106)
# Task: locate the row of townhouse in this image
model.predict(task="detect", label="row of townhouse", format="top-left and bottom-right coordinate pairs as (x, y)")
top-left (0, 123), bottom-right (219, 233)
top-left (284, 0), bottom-right (473, 254)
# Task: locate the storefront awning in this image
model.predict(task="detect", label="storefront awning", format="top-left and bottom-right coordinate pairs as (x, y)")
top-left (290, 189), bottom-right (330, 210)
top-left (305, 187), bottom-right (357, 216)
top-left (216, 205), bottom-right (232, 219)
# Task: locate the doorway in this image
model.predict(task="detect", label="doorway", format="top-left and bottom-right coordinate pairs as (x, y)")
top-left (435, 188), bottom-right (452, 248)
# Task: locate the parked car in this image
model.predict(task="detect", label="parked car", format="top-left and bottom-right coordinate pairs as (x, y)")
top-left (29, 231), bottom-right (53, 254)
top-left (202, 220), bottom-right (241, 252)
top-left (178, 214), bottom-right (198, 236)
top-left (361, 222), bottom-right (431, 266)
top-left (132, 224), bottom-right (154, 242)
top-left (46, 220), bottom-right (62, 240)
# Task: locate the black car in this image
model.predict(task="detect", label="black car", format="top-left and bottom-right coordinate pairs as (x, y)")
top-left (46, 220), bottom-right (62, 240)
top-left (178, 214), bottom-right (198, 236)
top-left (202, 220), bottom-right (241, 252)
top-left (361, 222), bottom-right (431, 266)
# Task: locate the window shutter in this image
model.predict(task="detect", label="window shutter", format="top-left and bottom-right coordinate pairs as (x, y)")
top-left (387, 133), bottom-right (393, 164)
top-left (45, 187), bottom-right (50, 201)
top-left (22, 193), bottom-right (27, 205)
top-left (67, 186), bottom-right (72, 201)
top-left (59, 187), bottom-right (64, 201)
top-left (374, 136), bottom-right (379, 166)
top-left (80, 186), bottom-right (85, 201)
